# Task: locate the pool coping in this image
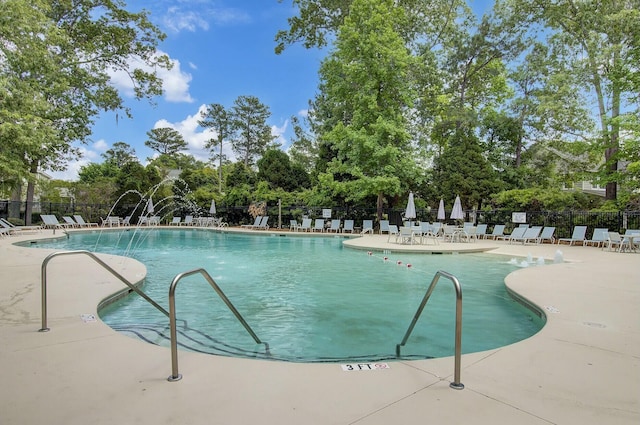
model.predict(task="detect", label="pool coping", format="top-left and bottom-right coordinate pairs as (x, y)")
top-left (0, 227), bottom-right (638, 424)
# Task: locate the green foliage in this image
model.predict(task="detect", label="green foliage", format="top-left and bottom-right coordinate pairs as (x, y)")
top-left (230, 96), bottom-right (276, 166)
top-left (491, 188), bottom-right (604, 211)
top-left (257, 149), bottom-right (311, 191)
top-left (145, 127), bottom-right (188, 156)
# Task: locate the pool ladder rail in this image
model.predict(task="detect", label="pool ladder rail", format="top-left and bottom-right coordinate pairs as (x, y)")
top-left (396, 270), bottom-right (464, 390)
top-left (39, 251), bottom-right (269, 383)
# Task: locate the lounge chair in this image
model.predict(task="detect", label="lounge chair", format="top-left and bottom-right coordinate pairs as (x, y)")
top-left (538, 227), bottom-right (556, 244)
top-left (442, 225), bottom-right (457, 242)
top-left (170, 217), bottom-right (182, 226)
top-left (475, 224), bottom-right (488, 239)
top-left (148, 216), bottom-right (160, 226)
top-left (41, 215), bottom-right (69, 229)
top-left (328, 219), bottom-right (341, 233)
top-left (584, 228), bottom-right (608, 247)
top-left (343, 220), bottom-right (354, 233)
top-left (602, 231), bottom-right (629, 252)
top-left (299, 218), bottom-right (313, 232)
top-left (622, 230), bottom-right (640, 252)
top-left (361, 220), bottom-right (374, 234)
top-left (313, 219), bottom-right (325, 232)
top-left (255, 216), bottom-right (269, 230)
top-left (0, 218), bottom-right (41, 234)
top-left (459, 226), bottom-right (478, 243)
top-left (379, 220), bottom-right (390, 234)
top-left (73, 215), bottom-right (99, 227)
top-left (62, 216), bottom-right (79, 227)
top-left (241, 216), bottom-right (261, 229)
top-left (289, 219), bottom-right (301, 231)
top-left (430, 222), bottom-right (442, 236)
top-left (486, 224), bottom-right (505, 240)
top-left (181, 215), bottom-right (195, 226)
top-left (0, 220), bottom-right (16, 237)
top-left (387, 224), bottom-right (399, 242)
top-left (497, 226), bottom-right (527, 243)
top-left (557, 225), bottom-right (587, 246)
top-left (510, 226), bottom-right (542, 245)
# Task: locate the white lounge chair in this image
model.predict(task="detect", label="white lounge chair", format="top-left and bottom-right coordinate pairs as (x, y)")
top-left (379, 220), bottom-right (390, 234)
top-left (313, 219), bottom-right (325, 232)
top-left (241, 216), bottom-right (261, 229)
top-left (475, 224), bottom-right (488, 238)
top-left (328, 219), bottom-right (341, 233)
top-left (289, 219), bottom-right (301, 231)
top-left (41, 215), bottom-right (69, 229)
top-left (62, 216), bottom-right (79, 227)
top-left (73, 215), bottom-right (99, 227)
top-left (299, 218), bottom-right (313, 232)
top-left (0, 218), bottom-right (41, 234)
top-left (181, 215), bottom-right (195, 226)
top-left (170, 217), bottom-right (182, 226)
top-left (396, 226), bottom-right (415, 244)
top-left (486, 224), bottom-right (505, 240)
top-left (538, 227), bottom-right (556, 244)
top-left (584, 228), bottom-right (608, 247)
top-left (557, 226), bottom-right (587, 246)
top-left (497, 226), bottom-right (527, 243)
top-left (361, 220), bottom-right (374, 234)
top-left (510, 226), bottom-right (542, 245)
top-left (602, 231), bottom-right (629, 252)
top-left (255, 216), bottom-right (269, 230)
top-left (387, 224), bottom-right (399, 242)
top-left (343, 220), bottom-right (354, 233)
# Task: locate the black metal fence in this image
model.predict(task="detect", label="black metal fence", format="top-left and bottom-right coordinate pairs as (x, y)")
top-left (2, 200), bottom-right (639, 239)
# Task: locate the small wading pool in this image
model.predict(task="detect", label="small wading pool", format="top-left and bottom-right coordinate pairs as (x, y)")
top-left (27, 229), bottom-right (545, 363)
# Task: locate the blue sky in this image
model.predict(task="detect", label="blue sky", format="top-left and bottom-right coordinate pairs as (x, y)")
top-left (52, 0), bottom-right (492, 181)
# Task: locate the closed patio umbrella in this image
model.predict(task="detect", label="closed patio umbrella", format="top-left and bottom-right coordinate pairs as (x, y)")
top-left (450, 195), bottom-right (464, 220)
top-left (404, 192), bottom-right (416, 225)
top-left (209, 199), bottom-right (216, 216)
top-left (147, 198), bottom-right (154, 214)
top-left (437, 199), bottom-right (445, 221)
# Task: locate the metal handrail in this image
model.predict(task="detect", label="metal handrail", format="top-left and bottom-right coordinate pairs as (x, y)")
top-left (396, 270), bottom-right (464, 390)
top-left (40, 250), bottom-right (169, 332)
top-left (167, 268), bottom-right (269, 382)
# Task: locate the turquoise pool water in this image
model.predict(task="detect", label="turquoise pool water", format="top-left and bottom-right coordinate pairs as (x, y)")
top-left (29, 228), bottom-right (545, 362)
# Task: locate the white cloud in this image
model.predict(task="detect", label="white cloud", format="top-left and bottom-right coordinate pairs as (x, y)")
top-left (46, 139), bottom-right (109, 181)
top-left (108, 50), bottom-right (194, 104)
top-left (154, 104), bottom-right (215, 162)
top-left (160, 4), bottom-right (251, 34)
top-left (163, 7), bottom-right (210, 33)
top-left (271, 120), bottom-right (289, 149)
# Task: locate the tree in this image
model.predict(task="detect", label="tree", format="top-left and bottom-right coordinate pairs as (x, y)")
top-left (199, 103), bottom-right (232, 193)
top-left (230, 96), bottom-right (276, 167)
top-left (257, 149), bottom-right (311, 191)
top-left (0, 0), bottom-right (169, 223)
top-left (524, 0), bottom-right (640, 201)
top-left (102, 142), bottom-right (137, 168)
top-left (315, 0), bottom-right (418, 219)
top-left (145, 127), bottom-right (188, 156)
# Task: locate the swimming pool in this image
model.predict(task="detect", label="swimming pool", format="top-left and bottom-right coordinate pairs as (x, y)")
top-left (30, 228), bottom-right (545, 362)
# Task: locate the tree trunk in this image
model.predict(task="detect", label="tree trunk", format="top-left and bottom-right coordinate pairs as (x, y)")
top-left (24, 160), bottom-right (39, 226)
top-left (376, 192), bottom-right (384, 223)
top-left (9, 184), bottom-right (22, 220)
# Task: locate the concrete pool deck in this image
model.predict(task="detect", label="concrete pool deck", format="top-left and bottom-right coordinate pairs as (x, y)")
top-left (0, 227), bottom-right (638, 424)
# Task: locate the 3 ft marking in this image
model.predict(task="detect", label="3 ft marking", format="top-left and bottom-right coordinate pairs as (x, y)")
top-left (341, 363), bottom-right (390, 371)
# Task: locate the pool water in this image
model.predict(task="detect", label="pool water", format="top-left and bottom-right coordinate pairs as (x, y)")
top-left (30, 228), bottom-right (545, 362)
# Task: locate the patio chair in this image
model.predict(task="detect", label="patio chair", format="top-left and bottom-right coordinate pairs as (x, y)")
top-left (379, 220), bottom-right (390, 234)
top-left (62, 216), bottom-right (79, 227)
top-left (538, 227), bottom-right (556, 244)
top-left (73, 215), bottom-right (99, 227)
top-left (387, 224), bottom-right (400, 242)
top-left (442, 225), bottom-right (457, 242)
top-left (0, 218), bottom-right (41, 234)
top-left (459, 226), bottom-right (478, 243)
top-left (122, 216), bottom-right (131, 226)
top-left (584, 228), bottom-right (608, 247)
top-left (328, 219), bottom-right (341, 233)
top-left (475, 224), bottom-right (488, 239)
top-left (602, 231), bottom-right (629, 252)
top-left (343, 220), bottom-right (354, 233)
top-left (486, 224), bottom-right (505, 240)
top-left (0, 220), bottom-right (16, 237)
top-left (299, 218), bottom-right (313, 232)
top-left (510, 226), bottom-right (542, 245)
top-left (396, 226), bottom-right (415, 245)
top-left (313, 218), bottom-right (325, 232)
top-left (41, 215), bottom-right (69, 229)
top-left (497, 226), bottom-right (527, 243)
top-left (557, 225), bottom-right (587, 246)
top-left (241, 216), bottom-right (261, 229)
top-left (361, 220), bottom-right (374, 234)
top-left (430, 222), bottom-right (442, 236)
top-left (170, 217), bottom-right (182, 226)
top-left (289, 219), bottom-right (301, 231)
top-left (255, 216), bottom-right (269, 230)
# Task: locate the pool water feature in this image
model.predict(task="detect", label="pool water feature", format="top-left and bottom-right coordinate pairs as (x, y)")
top-left (29, 229), bottom-right (545, 363)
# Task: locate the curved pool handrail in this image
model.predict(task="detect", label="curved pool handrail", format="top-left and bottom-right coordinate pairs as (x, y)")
top-left (396, 270), bottom-right (464, 390)
top-left (40, 250), bottom-right (169, 332)
top-left (167, 268), bottom-right (270, 382)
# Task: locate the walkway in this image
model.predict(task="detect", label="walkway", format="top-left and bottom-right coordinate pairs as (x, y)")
top-left (0, 228), bottom-right (638, 424)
